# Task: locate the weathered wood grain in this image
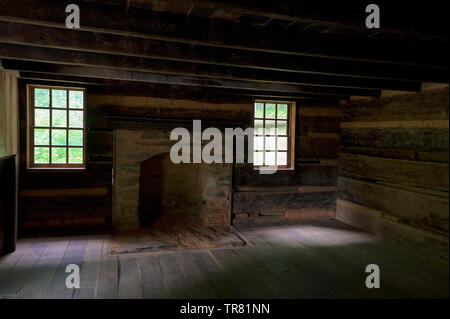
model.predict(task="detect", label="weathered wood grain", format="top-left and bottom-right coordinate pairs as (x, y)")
top-left (1, 222), bottom-right (448, 299)
top-left (96, 257), bottom-right (118, 299)
top-left (233, 189), bottom-right (336, 215)
top-left (341, 127), bottom-right (449, 152)
top-left (17, 237), bottom-right (70, 299)
top-left (338, 176), bottom-right (449, 232)
top-left (118, 257), bottom-right (143, 299)
top-left (339, 153), bottom-right (449, 191)
top-left (20, 188), bottom-right (109, 197)
top-left (341, 88), bottom-right (449, 122)
top-left (0, 239), bottom-right (49, 296)
top-left (137, 255), bottom-right (167, 299)
top-left (340, 146), bottom-right (449, 163)
top-left (336, 199), bottom-right (449, 261)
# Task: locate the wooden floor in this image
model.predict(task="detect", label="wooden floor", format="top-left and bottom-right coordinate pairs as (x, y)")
top-left (0, 218), bottom-right (448, 299)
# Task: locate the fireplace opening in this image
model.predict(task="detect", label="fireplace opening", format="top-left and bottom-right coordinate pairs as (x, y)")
top-left (110, 152), bottom-right (247, 254)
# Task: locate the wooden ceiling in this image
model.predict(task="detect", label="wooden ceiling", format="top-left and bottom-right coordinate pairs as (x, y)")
top-left (0, 0), bottom-right (447, 102)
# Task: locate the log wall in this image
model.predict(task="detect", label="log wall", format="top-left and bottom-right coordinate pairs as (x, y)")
top-left (18, 84), bottom-right (251, 234)
top-left (18, 82), bottom-right (113, 235)
top-left (232, 102), bottom-right (341, 220)
top-left (337, 87), bottom-right (449, 260)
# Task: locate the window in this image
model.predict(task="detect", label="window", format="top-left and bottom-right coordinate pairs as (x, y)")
top-left (253, 100), bottom-right (296, 169)
top-left (28, 85), bottom-right (85, 168)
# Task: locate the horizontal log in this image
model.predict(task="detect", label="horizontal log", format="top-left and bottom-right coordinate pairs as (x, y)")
top-left (233, 163), bottom-right (337, 187)
top-left (0, 21), bottom-right (446, 82)
top-left (376, 180), bottom-right (448, 198)
top-left (233, 189), bottom-right (336, 214)
top-left (296, 136), bottom-right (340, 159)
top-left (297, 116), bottom-right (341, 135)
top-left (3, 60), bottom-right (380, 96)
top-left (298, 107), bottom-right (341, 117)
top-left (87, 132), bottom-right (113, 157)
top-left (19, 196), bottom-right (112, 221)
top-left (18, 217), bottom-right (109, 236)
top-left (340, 120), bottom-right (449, 129)
top-left (341, 128), bottom-right (449, 153)
top-left (306, 132), bottom-right (340, 139)
top-left (336, 199), bottom-right (448, 261)
top-left (20, 164), bottom-right (112, 189)
top-left (341, 88), bottom-right (449, 121)
top-left (339, 146), bottom-right (450, 164)
top-left (297, 159), bottom-right (339, 166)
top-left (339, 153), bottom-right (449, 191)
top-left (338, 176), bottom-right (449, 232)
top-left (235, 185), bottom-right (337, 192)
top-left (416, 151), bottom-right (449, 163)
top-left (0, 43), bottom-right (423, 91)
top-left (21, 72), bottom-right (343, 103)
top-left (283, 209), bottom-right (336, 219)
top-left (0, 0), bottom-right (445, 66)
top-left (235, 186), bottom-right (300, 192)
top-left (90, 104), bottom-right (251, 125)
top-left (88, 156), bottom-right (112, 164)
top-left (297, 165), bottom-right (337, 186)
top-left (20, 188), bottom-right (109, 197)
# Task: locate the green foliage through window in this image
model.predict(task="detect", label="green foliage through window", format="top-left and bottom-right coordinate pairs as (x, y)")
top-left (31, 87), bottom-right (85, 166)
top-left (34, 89), bottom-right (49, 107)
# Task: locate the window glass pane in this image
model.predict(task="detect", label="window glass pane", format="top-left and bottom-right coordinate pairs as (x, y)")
top-left (69, 110), bottom-right (83, 128)
top-left (52, 129), bottom-right (67, 146)
top-left (265, 151), bottom-right (275, 166)
top-left (52, 90), bottom-right (67, 108)
top-left (34, 129), bottom-right (49, 145)
top-left (254, 120), bottom-right (264, 135)
top-left (51, 147), bottom-right (67, 164)
top-left (265, 120), bottom-right (275, 135)
top-left (277, 120), bottom-right (287, 135)
top-left (266, 136), bottom-right (276, 150)
top-left (265, 103), bottom-right (276, 119)
top-left (69, 148), bottom-right (83, 164)
top-left (34, 109), bottom-right (50, 127)
top-left (252, 101), bottom-right (291, 168)
top-left (34, 88), bottom-right (49, 107)
top-left (277, 137), bottom-right (287, 151)
top-left (52, 110), bottom-right (67, 127)
top-left (254, 103), bottom-right (264, 118)
top-left (277, 104), bottom-right (288, 119)
top-left (69, 130), bottom-right (83, 146)
top-left (254, 151), bottom-right (264, 165)
top-left (277, 152), bottom-right (287, 166)
top-left (254, 136), bottom-right (264, 151)
top-left (69, 91), bottom-right (83, 109)
top-left (34, 147), bottom-right (49, 163)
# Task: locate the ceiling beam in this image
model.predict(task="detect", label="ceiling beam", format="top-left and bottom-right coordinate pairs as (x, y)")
top-left (4, 59), bottom-right (380, 96)
top-left (123, 0), bottom-right (446, 37)
top-left (19, 72), bottom-right (344, 103)
top-left (0, 0), bottom-right (446, 66)
top-left (0, 21), bottom-right (446, 83)
top-left (0, 43), bottom-right (421, 91)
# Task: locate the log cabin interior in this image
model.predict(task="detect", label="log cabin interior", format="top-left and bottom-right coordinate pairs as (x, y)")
top-left (0, 0), bottom-right (448, 301)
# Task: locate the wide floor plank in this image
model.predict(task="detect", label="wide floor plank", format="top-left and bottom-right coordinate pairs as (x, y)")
top-left (0, 239), bottom-right (49, 296)
top-left (17, 237), bottom-right (70, 299)
top-left (1, 218), bottom-right (447, 299)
